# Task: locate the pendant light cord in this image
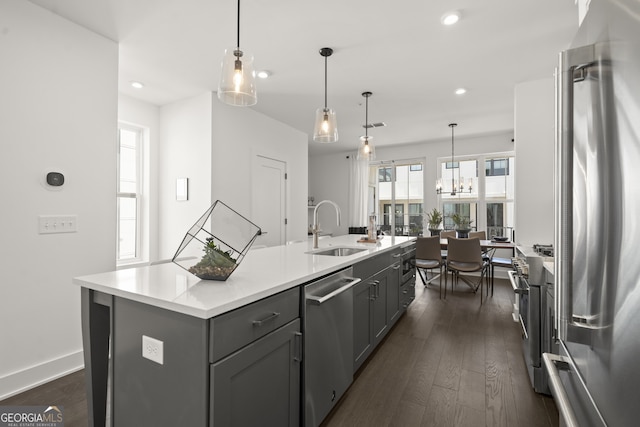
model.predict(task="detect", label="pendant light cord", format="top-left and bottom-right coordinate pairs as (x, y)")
top-left (450, 123), bottom-right (457, 195)
top-left (324, 55), bottom-right (328, 110)
top-left (365, 95), bottom-right (369, 139)
top-left (236, 0), bottom-right (241, 49)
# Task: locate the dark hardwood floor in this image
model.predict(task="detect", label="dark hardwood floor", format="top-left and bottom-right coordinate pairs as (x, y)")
top-left (322, 276), bottom-right (559, 427)
top-left (0, 369), bottom-right (87, 427)
top-left (0, 277), bottom-right (558, 427)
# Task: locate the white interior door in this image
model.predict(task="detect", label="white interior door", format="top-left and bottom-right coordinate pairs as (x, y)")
top-left (252, 155), bottom-right (286, 247)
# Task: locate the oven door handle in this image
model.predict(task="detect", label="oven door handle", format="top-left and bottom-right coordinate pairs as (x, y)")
top-left (507, 270), bottom-right (527, 294)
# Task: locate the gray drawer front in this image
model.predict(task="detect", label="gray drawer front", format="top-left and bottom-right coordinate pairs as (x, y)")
top-left (353, 251), bottom-right (393, 279)
top-left (210, 287), bottom-right (300, 362)
top-left (400, 278), bottom-right (415, 308)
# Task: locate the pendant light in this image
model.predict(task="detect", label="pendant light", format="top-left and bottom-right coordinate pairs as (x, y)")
top-left (313, 48), bottom-right (338, 143)
top-left (436, 123), bottom-right (459, 195)
top-left (217, 0), bottom-right (257, 106)
top-left (357, 92), bottom-right (376, 160)
top-left (448, 123), bottom-right (457, 195)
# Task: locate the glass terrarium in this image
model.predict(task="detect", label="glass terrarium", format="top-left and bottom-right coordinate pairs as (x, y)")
top-left (172, 200), bottom-right (261, 281)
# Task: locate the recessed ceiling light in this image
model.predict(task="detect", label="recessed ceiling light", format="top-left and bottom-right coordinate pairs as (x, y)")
top-left (257, 70), bottom-right (271, 79)
top-left (441, 11), bottom-right (461, 26)
top-left (130, 81), bottom-right (144, 89)
top-left (455, 88), bottom-right (467, 95)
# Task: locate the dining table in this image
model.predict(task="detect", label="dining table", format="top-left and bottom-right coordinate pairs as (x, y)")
top-left (439, 238), bottom-right (516, 256)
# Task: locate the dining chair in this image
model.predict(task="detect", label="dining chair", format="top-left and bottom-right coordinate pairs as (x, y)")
top-left (440, 230), bottom-right (456, 239)
top-left (468, 231), bottom-right (486, 240)
top-left (469, 230), bottom-right (491, 277)
top-left (445, 237), bottom-right (490, 303)
top-left (414, 236), bottom-right (445, 298)
top-left (439, 230), bottom-right (456, 260)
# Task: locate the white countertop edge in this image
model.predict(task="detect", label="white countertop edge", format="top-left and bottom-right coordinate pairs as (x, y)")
top-left (74, 235), bottom-right (415, 319)
top-left (543, 261), bottom-right (554, 276)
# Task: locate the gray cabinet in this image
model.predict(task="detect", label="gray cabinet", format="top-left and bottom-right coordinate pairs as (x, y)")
top-left (372, 269), bottom-right (389, 346)
top-left (111, 287), bottom-right (301, 427)
top-left (112, 297), bottom-right (209, 427)
top-left (352, 245), bottom-right (415, 373)
top-left (387, 261), bottom-right (402, 326)
top-left (353, 276), bottom-right (374, 371)
top-left (211, 319), bottom-right (301, 427)
top-left (353, 267), bottom-right (389, 372)
top-left (210, 287), bottom-right (301, 427)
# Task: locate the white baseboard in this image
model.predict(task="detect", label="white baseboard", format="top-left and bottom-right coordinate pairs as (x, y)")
top-left (0, 351), bottom-right (84, 401)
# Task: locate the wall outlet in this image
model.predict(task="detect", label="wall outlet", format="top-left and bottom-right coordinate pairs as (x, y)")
top-left (142, 335), bottom-right (164, 365)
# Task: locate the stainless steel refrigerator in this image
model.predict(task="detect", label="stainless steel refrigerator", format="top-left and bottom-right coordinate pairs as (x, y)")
top-left (546, 0), bottom-right (640, 425)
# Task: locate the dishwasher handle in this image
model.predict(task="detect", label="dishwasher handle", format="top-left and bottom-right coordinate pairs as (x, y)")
top-left (306, 277), bottom-right (361, 305)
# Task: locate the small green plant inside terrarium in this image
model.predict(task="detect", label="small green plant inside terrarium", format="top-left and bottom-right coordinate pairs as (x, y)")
top-left (189, 237), bottom-right (237, 280)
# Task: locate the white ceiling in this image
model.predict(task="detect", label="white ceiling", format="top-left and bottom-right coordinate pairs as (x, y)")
top-left (29, 0), bottom-right (578, 155)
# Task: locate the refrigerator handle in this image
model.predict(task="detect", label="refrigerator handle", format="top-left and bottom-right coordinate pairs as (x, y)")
top-left (556, 45), bottom-right (596, 342)
top-left (543, 353), bottom-right (579, 427)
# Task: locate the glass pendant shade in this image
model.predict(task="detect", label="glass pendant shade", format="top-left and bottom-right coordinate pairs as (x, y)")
top-left (313, 108), bottom-right (338, 143)
top-left (357, 136), bottom-right (376, 160)
top-left (218, 48), bottom-right (257, 106)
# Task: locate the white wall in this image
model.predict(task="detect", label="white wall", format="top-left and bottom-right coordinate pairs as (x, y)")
top-left (158, 93), bottom-right (214, 259)
top-left (118, 95), bottom-right (161, 263)
top-left (514, 78), bottom-right (555, 246)
top-left (0, 1), bottom-right (117, 399)
top-left (211, 98), bottom-right (309, 244)
top-left (157, 93), bottom-right (308, 258)
top-left (309, 131), bottom-right (514, 236)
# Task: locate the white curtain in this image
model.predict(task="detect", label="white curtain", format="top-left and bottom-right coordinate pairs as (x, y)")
top-left (348, 153), bottom-right (369, 227)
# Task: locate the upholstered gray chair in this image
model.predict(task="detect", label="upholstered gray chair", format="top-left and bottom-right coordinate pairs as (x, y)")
top-left (415, 236), bottom-right (445, 298)
top-left (445, 237), bottom-right (489, 303)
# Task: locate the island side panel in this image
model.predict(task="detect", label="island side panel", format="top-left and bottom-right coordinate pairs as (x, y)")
top-left (112, 297), bottom-right (209, 426)
top-left (81, 288), bottom-right (112, 427)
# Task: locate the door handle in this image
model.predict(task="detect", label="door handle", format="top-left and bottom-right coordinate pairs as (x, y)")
top-left (558, 43), bottom-right (611, 343)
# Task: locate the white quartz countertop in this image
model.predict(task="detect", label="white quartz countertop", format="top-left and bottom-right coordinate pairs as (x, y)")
top-left (543, 261), bottom-right (554, 276)
top-left (73, 234), bottom-right (415, 319)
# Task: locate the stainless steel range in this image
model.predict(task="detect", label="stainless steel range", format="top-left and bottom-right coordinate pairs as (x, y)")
top-left (509, 249), bottom-right (553, 394)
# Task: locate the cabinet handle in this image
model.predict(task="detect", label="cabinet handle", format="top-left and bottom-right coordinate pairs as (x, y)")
top-left (374, 281), bottom-right (380, 298)
top-left (393, 253), bottom-right (403, 258)
top-left (392, 264), bottom-right (401, 270)
top-left (293, 332), bottom-right (302, 362)
top-left (252, 311), bottom-right (280, 326)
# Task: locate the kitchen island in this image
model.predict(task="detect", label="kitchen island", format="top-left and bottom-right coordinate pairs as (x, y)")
top-left (75, 234), bottom-right (415, 427)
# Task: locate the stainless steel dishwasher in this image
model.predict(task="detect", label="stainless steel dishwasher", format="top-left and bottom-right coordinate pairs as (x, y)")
top-left (304, 267), bottom-right (361, 427)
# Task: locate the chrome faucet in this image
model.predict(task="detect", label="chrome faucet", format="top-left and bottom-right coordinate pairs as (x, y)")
top-left (312, 200), bottom-right (341, 248)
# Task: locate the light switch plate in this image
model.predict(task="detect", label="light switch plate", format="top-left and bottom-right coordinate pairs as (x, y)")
top-left (142, 335), bottom-right (164, 365)
top-left (38, 215), bottom-right (77, 234)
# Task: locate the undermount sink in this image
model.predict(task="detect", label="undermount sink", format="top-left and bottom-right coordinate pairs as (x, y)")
top-left (308, 247), bottom-right (367, 257)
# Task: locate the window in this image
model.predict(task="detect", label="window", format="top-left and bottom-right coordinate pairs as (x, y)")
top-left (445, 161), bottom-right (460, 169)
top-left (408, 203), bottom-right (422, 235)
top-left (117, 124), bottom-right (143, 263)
top-left (486, 158), bottom-right (509, 176)
top-left (378, 167), bottom-right (392, 182)
top-left (438, 154), bottom-right (514, 237)
top-left (375, 160), bottom-right (424, 236)
top-left (442, 202), bottom-right (477, 230)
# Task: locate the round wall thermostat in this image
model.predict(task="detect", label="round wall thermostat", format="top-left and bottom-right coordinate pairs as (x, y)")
top-left (46, 172), bottom-right (65, 186)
